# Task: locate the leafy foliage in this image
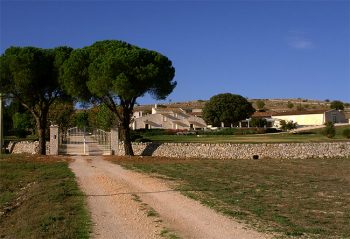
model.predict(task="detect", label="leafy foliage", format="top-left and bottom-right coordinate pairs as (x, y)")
top-left (73, 111), bottom-right (89, 129)
top-left (48, 101), bottom-right (75, 133)
top-left (287, 101), bottom-right (294, 109)
top-left (60, 40), bottom-right (176, 155)
top-left (203, 93), bottom-right (255, 127)
top-left (0, 46), bottom-right (73, 154)
top-left (256, 100), bottom-right (265, 110)
top-left (250, 118), bottom-right (267, 128)
top-left (12, 112), bottom-right (34, 138)
top-left (330, 100), bottom-right (344, 110)
top-left (279, 120), bottom-right (297, 131)
top-left (322, 122), bottom-right (336, 138)
top-left (88, 104), bottom-right (116, 131)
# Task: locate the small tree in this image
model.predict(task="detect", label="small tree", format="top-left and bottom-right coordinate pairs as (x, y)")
top-left (74, 111), bottom-right (89, 130)
top-left (322, 122), bottom-right (336, 138)
top-left (88, 104), bottom-right (117, 131)
top-left (256, 100), bottom-right (265, 111)
top-left (330, 100), bottom-right (344, 110)
top-left (287, 101), bottom-right (294, 109)
top-left (279, 120), bottom-right (297, 131)
top-left (203, 93), bottom-right (255, 127)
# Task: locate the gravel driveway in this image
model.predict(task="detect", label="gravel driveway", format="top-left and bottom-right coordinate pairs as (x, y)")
top-left (69, 156), bottom-right (271, 239)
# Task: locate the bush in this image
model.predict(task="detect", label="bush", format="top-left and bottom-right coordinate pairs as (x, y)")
top-left (250, 118), bottom-right (267, 128)
top-left (279, 120), bottom-right (297, 131)
top-left (322, 122), bottom-right (336, 138)
top-left (342, 128), bottom-right (350, 139)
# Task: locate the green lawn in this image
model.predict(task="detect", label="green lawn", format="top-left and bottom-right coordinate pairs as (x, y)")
top-left (145, 125), bottom-right (350, 144)
top-left (116, 157), bottom-right (350, 238)
top-left (0, 154), bottom-right (90, 239)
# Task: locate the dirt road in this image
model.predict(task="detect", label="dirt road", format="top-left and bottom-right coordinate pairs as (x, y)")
top-left (69, 156), bottom-right (271, 239)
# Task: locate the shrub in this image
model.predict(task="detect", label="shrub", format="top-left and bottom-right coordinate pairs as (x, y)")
top-left (322, 122), bottom-right (336, 138)
top-left (279, 120), bottom-right (297, 131)
top-left (342, 128), bottom-right (350, 139)
top-left (256, 100), bottom-right (265, 110)
top-left (250, 118), bottom-right (267, 128)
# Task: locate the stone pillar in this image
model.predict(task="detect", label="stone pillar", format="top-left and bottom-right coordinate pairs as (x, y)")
top-left (110, 127), bottom-right (119, 155)
top-left (49, 125), bottom-right (59, 155)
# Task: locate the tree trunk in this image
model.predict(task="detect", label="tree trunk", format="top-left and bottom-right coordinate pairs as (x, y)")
top-left (35, 116), bottom-right (47, 155)
top-left (121, 124), bottom-right (134, 156)
top-left (120, 108), bottom-right (134, 156)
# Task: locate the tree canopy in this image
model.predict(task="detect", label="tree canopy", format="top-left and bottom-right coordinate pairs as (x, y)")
top-left (256, 100), bottom-right (265, 111)
top-left (330, 100), bottom-right (344, 110)
top-left (203, 93), bottom-right (255, 127)
top-left (0, 46), bottom-right (73, 154)
top-left (60, 40), bottom-right (176, 155)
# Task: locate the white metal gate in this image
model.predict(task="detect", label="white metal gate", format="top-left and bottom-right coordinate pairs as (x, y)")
top-left (59, 127), bottom-right (111, 155)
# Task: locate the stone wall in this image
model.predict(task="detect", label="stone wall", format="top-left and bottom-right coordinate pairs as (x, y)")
top-left (117, 142), bottom-right (350, 159)
top-left (8, 140), bottom-right (350, 159)
top-left (8, 141), bottom-right (50, 155)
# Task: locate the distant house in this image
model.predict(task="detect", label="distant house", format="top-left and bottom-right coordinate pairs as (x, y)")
top-left (131, 105), bottom-right (207, 130)
top-left (271, 109), bottom-right (348, 127)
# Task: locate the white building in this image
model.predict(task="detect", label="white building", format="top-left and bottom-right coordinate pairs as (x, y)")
top-left (271, 109), bottom-right (347, 127)
top-left (131, 105), bottom-right (207, 130)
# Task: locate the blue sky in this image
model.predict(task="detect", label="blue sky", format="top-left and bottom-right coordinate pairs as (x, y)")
top-left (1, 0), bottom-right (349, 104)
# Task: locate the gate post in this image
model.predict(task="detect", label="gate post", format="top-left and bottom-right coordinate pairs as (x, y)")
top-left (110, 127), bottom-right (119, 155)
top-left (49, 125), bottom-right (59, 155)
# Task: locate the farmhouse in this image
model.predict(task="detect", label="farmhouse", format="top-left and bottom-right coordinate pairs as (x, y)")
top-left (271, 109), bottom-right (347, 127)
top-left (131, 105), bottom-right (207, 130)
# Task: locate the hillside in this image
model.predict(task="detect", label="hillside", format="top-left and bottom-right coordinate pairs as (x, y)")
top-left (135, 98), bottom-right (350, 118)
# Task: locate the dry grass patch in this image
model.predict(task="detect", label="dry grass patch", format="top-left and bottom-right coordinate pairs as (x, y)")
top-left (114, 156), bottom-right (350, 238)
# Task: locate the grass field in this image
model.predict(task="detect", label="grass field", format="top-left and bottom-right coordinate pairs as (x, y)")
top-left (145, 125), bottom-right (350, 144)
top-left (0, 155), bottom-right (90, 239)
top-left (116, 157), bottom-right (350, 238)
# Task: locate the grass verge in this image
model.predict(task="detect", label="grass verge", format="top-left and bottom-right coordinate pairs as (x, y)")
top-left (116, 156), bottom-right (350, 238)
top-left (0, 154), bottom-right (90, 239)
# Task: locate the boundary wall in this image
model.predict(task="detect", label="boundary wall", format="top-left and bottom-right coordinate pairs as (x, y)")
top-left (8, 141), bottom-right (350, 159)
